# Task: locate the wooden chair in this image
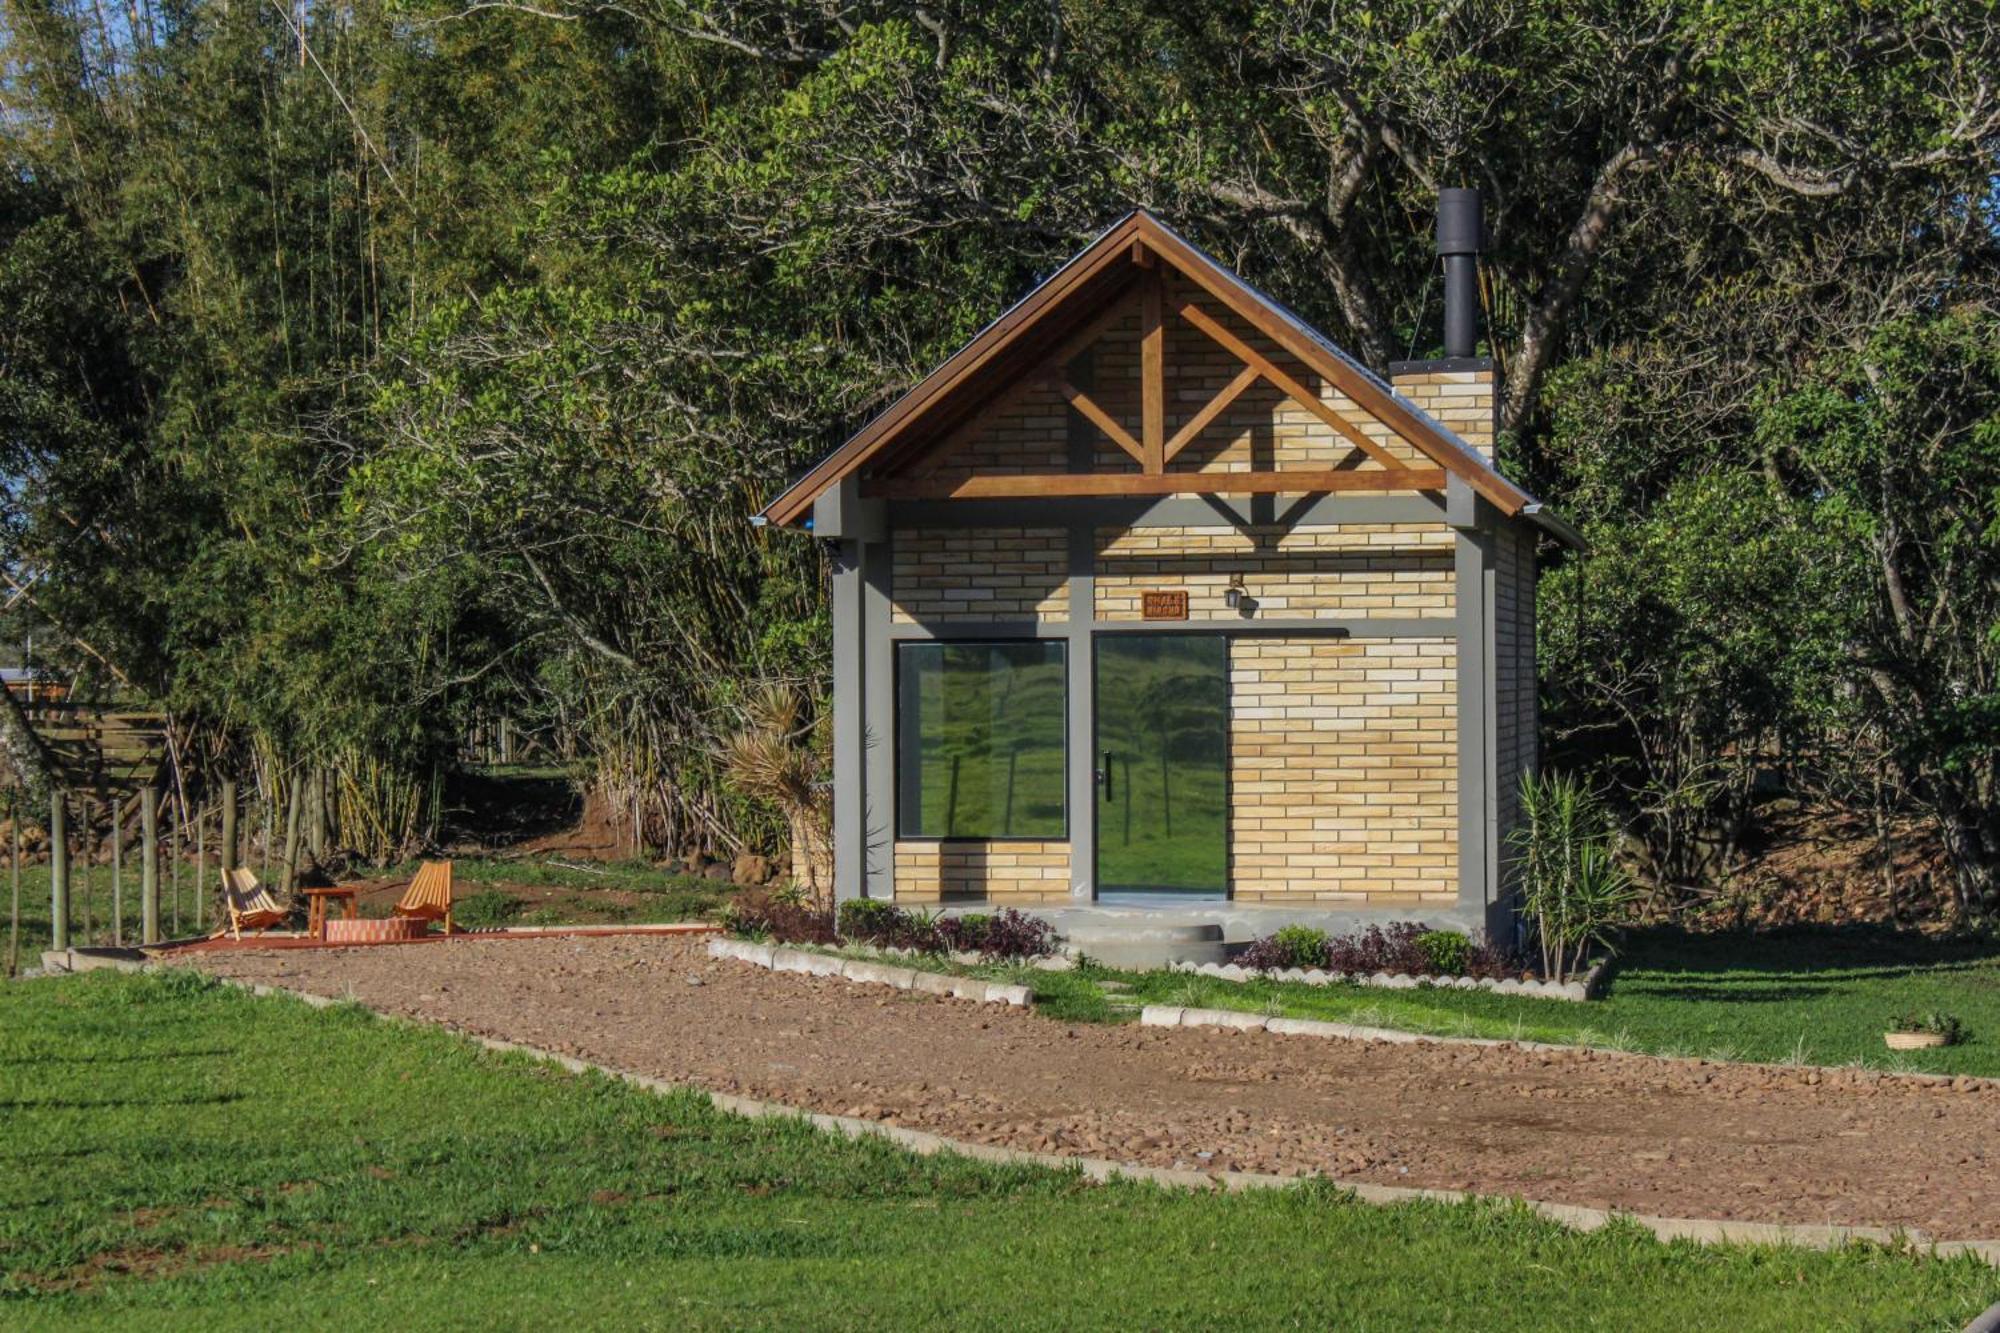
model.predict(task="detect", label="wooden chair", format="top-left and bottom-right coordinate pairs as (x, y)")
top-left (393, 860), bottom-right (455, 936)
top-left (216, 867), bottom-right (289, 941)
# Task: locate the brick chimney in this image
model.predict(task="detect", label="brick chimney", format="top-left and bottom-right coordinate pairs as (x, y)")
top-left (1391, 187), bottom-right (1497, 462)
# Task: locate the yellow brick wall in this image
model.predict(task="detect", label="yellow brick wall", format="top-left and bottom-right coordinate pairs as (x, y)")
top-left (1230, 638), bottom-right (1459, 903)
top-left (1391, 368), bottom-right (1496, 462)
top-left (1095, 524), bottom-right (1454, 621)
top-left (892, 841), bottom-right (1071, 904)
top-left (891, 527), bottom-right (1069, 624)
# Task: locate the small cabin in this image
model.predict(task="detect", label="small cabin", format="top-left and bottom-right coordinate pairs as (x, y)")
top-left (759, 204), bottom-right (1577, 941)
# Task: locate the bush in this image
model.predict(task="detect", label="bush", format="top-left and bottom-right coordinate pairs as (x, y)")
top-left (836, 898), bottom-right (901, 941)
top-left (969, 908), bottom-right (1058, 960)
top-left (1888, 1010), bottom-right (1964, 1043)
top-left (1511, 771), bottom-right (1639, 983)
top-left (1416, 929), bottom-right (1472, 975)
top-left (1237, 921), bottom-right (1519, 979)
top-left (1239, 924), bottom-right (1329, 970)
top-left (935, 913), bottom-right (992, 953)
top-left (722, 889), bottom-right (838, 946)
top-left (734, 895), bottom-right (1055, 961)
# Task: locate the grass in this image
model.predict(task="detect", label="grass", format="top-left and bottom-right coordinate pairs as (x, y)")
top-left (2, 856), bottom-right (737, 972)
top-left (2, 969), bottom-right (1995, 1329)
top-left (983, 926), bottom-right (2000, 1076)
top-left (744, 922), bottom-right (2000, 1075)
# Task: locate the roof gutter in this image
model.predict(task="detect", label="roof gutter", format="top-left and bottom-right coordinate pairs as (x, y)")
top-left (1522, 503), bottom-right (1587, 552)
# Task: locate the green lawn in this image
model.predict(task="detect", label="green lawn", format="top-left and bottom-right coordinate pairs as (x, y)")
top-left (1002, 926), bottom-right (2000, 1076)
top-left (1, 970), bottom-right (1994, 1329)
top-left (3, 857), bottom-right (736, 968)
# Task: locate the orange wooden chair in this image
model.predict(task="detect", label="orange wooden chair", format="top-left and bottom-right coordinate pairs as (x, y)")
top-left (215, 867), bottom-right (289, 940)
top-left (393, 860), bottom-right (455, 935)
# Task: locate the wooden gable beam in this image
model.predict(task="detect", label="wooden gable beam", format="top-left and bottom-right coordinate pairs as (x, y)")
top-left (865, 467), bottom-right (1448, 502)
top-left (1164, 363), bottom-right (1260, 464)
top-left (1140, 264), bottom-right (1166, 472)
top-left (1175, 300), bottom-right (1412, 473)
top-left (1054, 377), bottom-right (1146, 465)
top-left (902, 282), bottom-right (1141, 479)
top-left (1136, 216), bottom-right (1530, 515)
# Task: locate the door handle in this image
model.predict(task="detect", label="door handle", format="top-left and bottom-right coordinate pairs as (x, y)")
top-left (1097, 751), bottom-right (1114, 800)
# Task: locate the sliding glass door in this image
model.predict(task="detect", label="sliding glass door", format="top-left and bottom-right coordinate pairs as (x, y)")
top-left (1094, 634), bottom-right (1228, 901)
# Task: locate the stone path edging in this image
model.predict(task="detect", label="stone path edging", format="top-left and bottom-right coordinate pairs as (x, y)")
top-left (706, 937), bottom-right (1033, 1006)
top-left (1165, 954), bottom-right (1610, 1003)
top-left (37, 952), bottom-right (2000, 1267)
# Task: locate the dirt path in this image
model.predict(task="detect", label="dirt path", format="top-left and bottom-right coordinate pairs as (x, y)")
top-left (193, 935), bottom-right (2000, 1237)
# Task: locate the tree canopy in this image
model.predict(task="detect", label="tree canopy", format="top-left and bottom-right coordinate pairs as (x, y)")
top-left (2, 0), bottom-right (1996, 906)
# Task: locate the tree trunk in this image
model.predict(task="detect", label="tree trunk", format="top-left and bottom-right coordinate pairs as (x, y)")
top-left (280, 768), bottom-right (305, 893)
top-left (0, 684), bottom-right (54, 803)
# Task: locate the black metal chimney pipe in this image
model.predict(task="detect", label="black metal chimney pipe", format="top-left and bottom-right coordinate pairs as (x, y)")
top-left (1436, 187), bottom-right (1485, 359)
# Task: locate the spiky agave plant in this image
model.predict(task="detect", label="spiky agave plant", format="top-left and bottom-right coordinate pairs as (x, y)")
top-left (720, 682), bottom-right (832, 907)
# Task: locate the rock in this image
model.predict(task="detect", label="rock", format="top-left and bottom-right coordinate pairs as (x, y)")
top-left (731, 852), bottom-right (773, 886)
top-left (701, 862), bottom-right (733, 883)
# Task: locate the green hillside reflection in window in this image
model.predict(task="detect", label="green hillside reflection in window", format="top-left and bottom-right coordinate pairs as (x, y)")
top-left (897, 641), bottom-right (1067, 839)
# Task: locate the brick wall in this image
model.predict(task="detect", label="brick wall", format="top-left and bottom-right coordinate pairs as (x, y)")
top-left (1095, 523), bottom-right (1453, 620)
top-left (1493, 523), bottom-right (1538, 886)
top-left (892, 841), bottom-right (1071, 903)
top-left (891, 527), bottom-right (1069, 624)
top-left (1390, 367), bottom-right (1497, 463)
top-left (1230, 638), bottom-right (1459, 903)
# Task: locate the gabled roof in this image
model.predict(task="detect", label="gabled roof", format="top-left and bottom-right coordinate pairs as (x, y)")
top-left (759, 209), bottom-right (1550, 529)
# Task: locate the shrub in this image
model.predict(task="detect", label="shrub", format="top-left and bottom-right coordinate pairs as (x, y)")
top-left (1327, 922), bottom-right (1431, 975)
top-left (835, 899), bottom-right (945, 951)
top-left (722, 889), bottom-right (839, 946)
top-left (1416, 929), bottom-right (1472, 975)
top-left (934, 913), bottom-right (991, 953)
top-left (1888, 1011), bottom-right (1964, 1043)
top-left (968, 908), bottom-right (1058, 960)
top-left (1238, 921), bottom-right (1521, 979)
top-left (837, 898), bottom-right (901, 941)
top-left (1274, 924), bottom-right (1331, 968)
top-left (1511, 771), bottom-right (1639, 983)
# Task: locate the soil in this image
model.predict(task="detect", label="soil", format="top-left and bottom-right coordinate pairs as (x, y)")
top-left (1720, 806), bottom-right (1955, 928)
top-left (194, 935), bottom-right (2000, 1239)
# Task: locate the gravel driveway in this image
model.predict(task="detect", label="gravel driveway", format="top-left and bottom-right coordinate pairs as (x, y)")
top-left (194, 934), bottom-right (2000, 1238)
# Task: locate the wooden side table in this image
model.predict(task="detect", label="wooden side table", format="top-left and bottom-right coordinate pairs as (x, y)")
top-left (301, 886), bottom-right (360, 940)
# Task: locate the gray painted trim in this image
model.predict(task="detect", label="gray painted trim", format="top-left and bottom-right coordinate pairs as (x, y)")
top-left (1388, 356), bottom-right (1495, 377)
top-left (1066, 524), bottom-right (1097, 902)
top-left (889, 616), bottom-right (1451, 641)
top-left (888, 494), bottom-right (1450, 531)
top-left (1064, 362), bottom-right (1099, 903)
top-left (812, 475), bottom-right (885, 541)
top-left (1454, 522), bottom-right (1494, 930)
top-left (862, 540), bottom-right (896, 900)
top-left (1481, 526), bottom-right (1501, 935)
top-left (829, 540), bottom-right (865, 902)
top-left (887, 619), bottom-right (1067, 640)
top-left (1445, 474), bottom-right (1477, 531)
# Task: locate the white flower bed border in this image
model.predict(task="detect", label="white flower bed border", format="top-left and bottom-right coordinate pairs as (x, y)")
top-left (1163, 954), bottom-right (1614, 1003)
top-left (707, 937), bottom-right (1033, 1006)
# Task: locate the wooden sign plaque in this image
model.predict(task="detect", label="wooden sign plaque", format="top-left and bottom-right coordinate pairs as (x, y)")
top-left (1141, 590), bottom-right (1190, 621)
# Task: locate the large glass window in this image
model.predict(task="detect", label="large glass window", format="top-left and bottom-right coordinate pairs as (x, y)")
top-left (897, 641), bottom-right (1067, 839)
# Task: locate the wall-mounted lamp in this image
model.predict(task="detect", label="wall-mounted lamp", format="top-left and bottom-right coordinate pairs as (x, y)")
top-left (1223, 577), bottom-right (1248, 611)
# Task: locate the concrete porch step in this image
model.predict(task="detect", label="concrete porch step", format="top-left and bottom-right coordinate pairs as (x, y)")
top-left (1060, 922), bottom-right (1228, 970)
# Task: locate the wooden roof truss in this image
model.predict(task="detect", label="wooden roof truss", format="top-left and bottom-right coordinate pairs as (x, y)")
top-left (760, 211), bottom-right (1534, 525)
